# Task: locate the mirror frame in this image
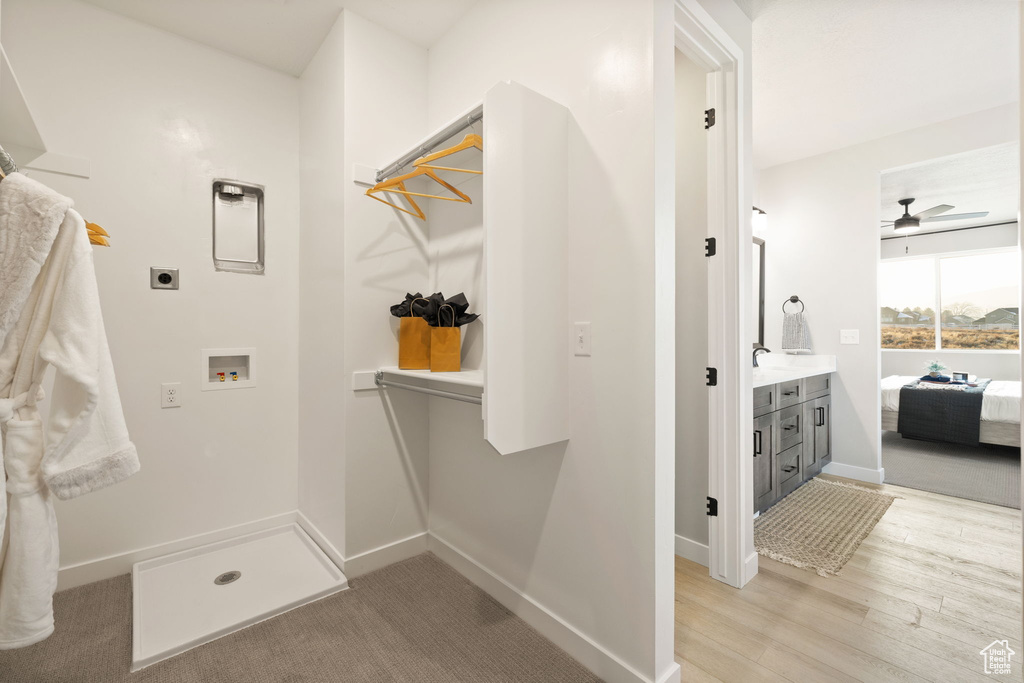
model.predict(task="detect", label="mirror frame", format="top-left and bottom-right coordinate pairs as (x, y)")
top-left (753, 237), bottom-right (765, 347)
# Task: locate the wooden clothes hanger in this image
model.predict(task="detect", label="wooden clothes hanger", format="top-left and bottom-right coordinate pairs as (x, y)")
top-left (413, 133), bottom-right (483, 175)
top-left (365, 166), bottom-right (473, 221)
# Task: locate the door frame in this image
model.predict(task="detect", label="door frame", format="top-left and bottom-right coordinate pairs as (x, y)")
top-left (669, 0), bottom-right (753, 589)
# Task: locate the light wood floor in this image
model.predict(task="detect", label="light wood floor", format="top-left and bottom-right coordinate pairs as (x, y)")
top-left (675, 474), bottom-right (1023, 682)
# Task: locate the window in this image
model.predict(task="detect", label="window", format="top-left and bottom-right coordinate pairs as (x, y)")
top-left (879, 258), bottom-right (937, 350)
top-left (881, 249), bottom-right (1020, 351)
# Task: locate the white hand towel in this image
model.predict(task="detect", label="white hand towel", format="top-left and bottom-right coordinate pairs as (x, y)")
top-left (781, 311), bottom-right (810, 351)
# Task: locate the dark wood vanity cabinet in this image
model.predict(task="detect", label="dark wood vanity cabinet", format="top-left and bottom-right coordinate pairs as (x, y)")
top-left (753, 373), bottom-right (832, 514)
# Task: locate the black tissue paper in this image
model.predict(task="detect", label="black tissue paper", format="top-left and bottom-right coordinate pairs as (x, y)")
top-left (389, 293), bottom-right (431, 318)
top-left (421, 292), bottom-right (480, 328)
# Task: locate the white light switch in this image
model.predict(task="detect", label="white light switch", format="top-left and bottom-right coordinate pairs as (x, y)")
top-left (574, 322), bottom-right (592, 356)
top-left (840, 329), bottom-right (860, 345)
top-left (161, 382), bottom-right (182, 408)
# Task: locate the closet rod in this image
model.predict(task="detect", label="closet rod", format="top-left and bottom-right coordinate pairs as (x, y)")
top-left (375, 105), bottom-right (483, 183)
top-left (374, 371), bottom-right (482, 405)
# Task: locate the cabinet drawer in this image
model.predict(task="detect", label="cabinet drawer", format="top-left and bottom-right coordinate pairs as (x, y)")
top-left (776, 404), bottom-right (803, 453)
top-left (804, 374), bottom-right (831, 400)
top-left (778, 442), bottom-right (802, 492)
top-left (777, 379), bottom-right (803, 408)
top-left (753, 384), bottom-right (775, 418)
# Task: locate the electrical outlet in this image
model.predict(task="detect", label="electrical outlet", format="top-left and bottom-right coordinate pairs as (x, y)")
top-left (161, 382), bottom-right (181, 408)
top-left (150, 267), bottom-right (179, 290)
top-left (840, 329), bottom-right (860, 345)
top-left (574, 322), bottom-right (592, 356)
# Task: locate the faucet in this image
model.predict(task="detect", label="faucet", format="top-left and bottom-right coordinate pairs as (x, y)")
top-left (753, 344), bottom-right (770, 368)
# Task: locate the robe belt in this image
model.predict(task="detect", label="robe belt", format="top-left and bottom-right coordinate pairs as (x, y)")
top-left (0, 384), bottom-right (45, 424)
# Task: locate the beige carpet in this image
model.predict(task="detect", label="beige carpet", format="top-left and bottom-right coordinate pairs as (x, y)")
top-left (754, 478), bottom-right (896, 577)
top-left (0, 553), bottom-right (601, 683)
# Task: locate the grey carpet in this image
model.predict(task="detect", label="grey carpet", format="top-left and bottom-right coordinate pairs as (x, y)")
top-left (0, 553), bottom-right (601, 683)
top-left (882, 431), bottom-right (1021, 509)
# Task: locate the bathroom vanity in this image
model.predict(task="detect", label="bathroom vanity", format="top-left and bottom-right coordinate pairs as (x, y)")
top-left (752, 356), bottom-right (836, 514)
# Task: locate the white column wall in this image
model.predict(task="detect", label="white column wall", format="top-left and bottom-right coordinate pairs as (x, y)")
top-left (298, 11), bottom-right (348, 553)
top-left (2, 0), bottom-right (301, 572)
top-left (423, 1), bottom-right (666, 680)
top-left (339, 13), bottom-right (432, 565)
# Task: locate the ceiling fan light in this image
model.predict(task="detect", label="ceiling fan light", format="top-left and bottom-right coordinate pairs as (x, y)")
top-left (893, 219), bottom-right (920, 234)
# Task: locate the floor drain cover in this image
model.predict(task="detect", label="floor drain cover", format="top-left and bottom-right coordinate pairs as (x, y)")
top-left (214, 571), bottom-right (241, 586)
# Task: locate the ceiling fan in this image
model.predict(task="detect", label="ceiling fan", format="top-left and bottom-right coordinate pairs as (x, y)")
top-left (882, 198), bottom-right (989, 234)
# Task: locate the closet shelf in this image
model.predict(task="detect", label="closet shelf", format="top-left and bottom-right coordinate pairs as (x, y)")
top-left (377, 367), bottom-right (483, 388)
top-left (371, 368), bottom-right (483, 405)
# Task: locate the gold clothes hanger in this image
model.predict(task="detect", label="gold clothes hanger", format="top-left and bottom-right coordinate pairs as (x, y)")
top-left (413, 134), bottom-right (483, 175)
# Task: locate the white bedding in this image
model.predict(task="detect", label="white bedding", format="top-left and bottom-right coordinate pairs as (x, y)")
top-left (881, 375), bottom-right (1021, 424)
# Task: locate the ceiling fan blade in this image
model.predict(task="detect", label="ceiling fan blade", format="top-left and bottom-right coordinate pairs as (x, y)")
top-left (921, 211), bottom-right (989, 223)
top-left (911, 204), bottom-right (954, 220)
top-left (880, 222), bottom-right (895, 227)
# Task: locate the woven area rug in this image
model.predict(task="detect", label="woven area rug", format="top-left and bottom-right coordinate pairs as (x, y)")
top-left (755, 478), bottom-right (897, 576)
top-left (882, 431), bottom-right (1021, 509)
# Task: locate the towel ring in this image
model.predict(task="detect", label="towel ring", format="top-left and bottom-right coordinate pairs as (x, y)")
top-left (782, 296), bottom-right (804, 314)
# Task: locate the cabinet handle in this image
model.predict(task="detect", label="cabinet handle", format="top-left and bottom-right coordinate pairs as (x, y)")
top-left (783, 425), bottom-right (797, 431)
top-left (754, 430), bottom-right (762, 456)
top-left (816, 407), bottom-right (825, 426)
top-left (782, 465), bottom-right (797, 473)
top-left (782, 390), bottom-right (797, 396)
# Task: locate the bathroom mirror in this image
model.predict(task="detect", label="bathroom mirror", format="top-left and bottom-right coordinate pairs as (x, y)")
top-left (752, 237), bottom-right (765, 346)
top-left (213, 179), bottom-right (265, 274)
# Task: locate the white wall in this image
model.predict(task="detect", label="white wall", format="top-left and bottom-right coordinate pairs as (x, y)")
top-left (340, 13), bottom-right (432, 566)
top-left (299, 10), bottom-right (432, 570)
top-left (881, 350), bottom-right (1020, 382)
top-left (674, 50), bottom-right (709, 555)
top-left (760, 104), bottom-right (1020, 476)
top-left (880, 222), bottom-right (1018, 260)
top-left (298, 12), bottom-right (347, 555)
top-left (2, 0), bottom-right (301, 572)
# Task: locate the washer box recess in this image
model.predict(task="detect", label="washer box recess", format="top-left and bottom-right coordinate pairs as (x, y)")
top-left (201, 348), bottom-right (256, 391)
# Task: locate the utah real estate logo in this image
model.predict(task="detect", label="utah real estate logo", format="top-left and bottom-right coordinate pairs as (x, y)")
top-left (981, 640), bottom-right (1015, 675)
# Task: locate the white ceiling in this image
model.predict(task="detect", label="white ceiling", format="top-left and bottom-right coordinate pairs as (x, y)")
top-left (880, 142), bottom-right (1020, 238)
top-left (78, 0), bottom-right (478, 77)
top-left (751, 0), bottom-right (1020, 169)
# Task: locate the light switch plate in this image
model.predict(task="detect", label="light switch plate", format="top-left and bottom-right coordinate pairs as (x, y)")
top-left (574, 322), bottom-right (592, 356)
top-left (840, 329), bottom-right (860, 345)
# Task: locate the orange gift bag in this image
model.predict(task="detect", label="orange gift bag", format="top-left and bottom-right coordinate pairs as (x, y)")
top-left (398, 298), bottom-right (431, 369)
top-left (430, 304), bottom-right (461, 372)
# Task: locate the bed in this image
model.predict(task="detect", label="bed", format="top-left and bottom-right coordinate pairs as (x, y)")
top-left (881, 375), bottom-right (1021, 447)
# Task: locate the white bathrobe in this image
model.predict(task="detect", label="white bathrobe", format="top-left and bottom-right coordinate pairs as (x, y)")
top-left (0, 173), bottom-right (139, 649)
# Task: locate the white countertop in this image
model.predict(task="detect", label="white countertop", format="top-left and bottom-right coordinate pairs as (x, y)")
top-left (753, 354), bottom-right (836, 388)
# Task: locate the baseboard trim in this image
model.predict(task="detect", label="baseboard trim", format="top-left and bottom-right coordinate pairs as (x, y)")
top-left (655, 663), bottom-right (681, 683)
top-left (57, 511), bottom-right (298, 591)
top-left (428, 533), bottom-right (654, 683)
top-left (296, 511), bottom-right (347, 574)
top-left (673, 534), bottom-right (709, 567)
top-left (344, 532), bottom-right (429, 578)
top-left (822, 461), bottom-right (885, 485)
top-left (742, 550), bottom-right (759, 586)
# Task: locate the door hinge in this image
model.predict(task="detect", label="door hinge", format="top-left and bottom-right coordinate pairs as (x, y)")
top-left (706, 497), bottom-right (718, 516)
top-left (704, 108), bottom-right (716, 129)
top-left (705, 237), bottom-right (716, 257)
top-left (706, 367), bottom-right (718, 386)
